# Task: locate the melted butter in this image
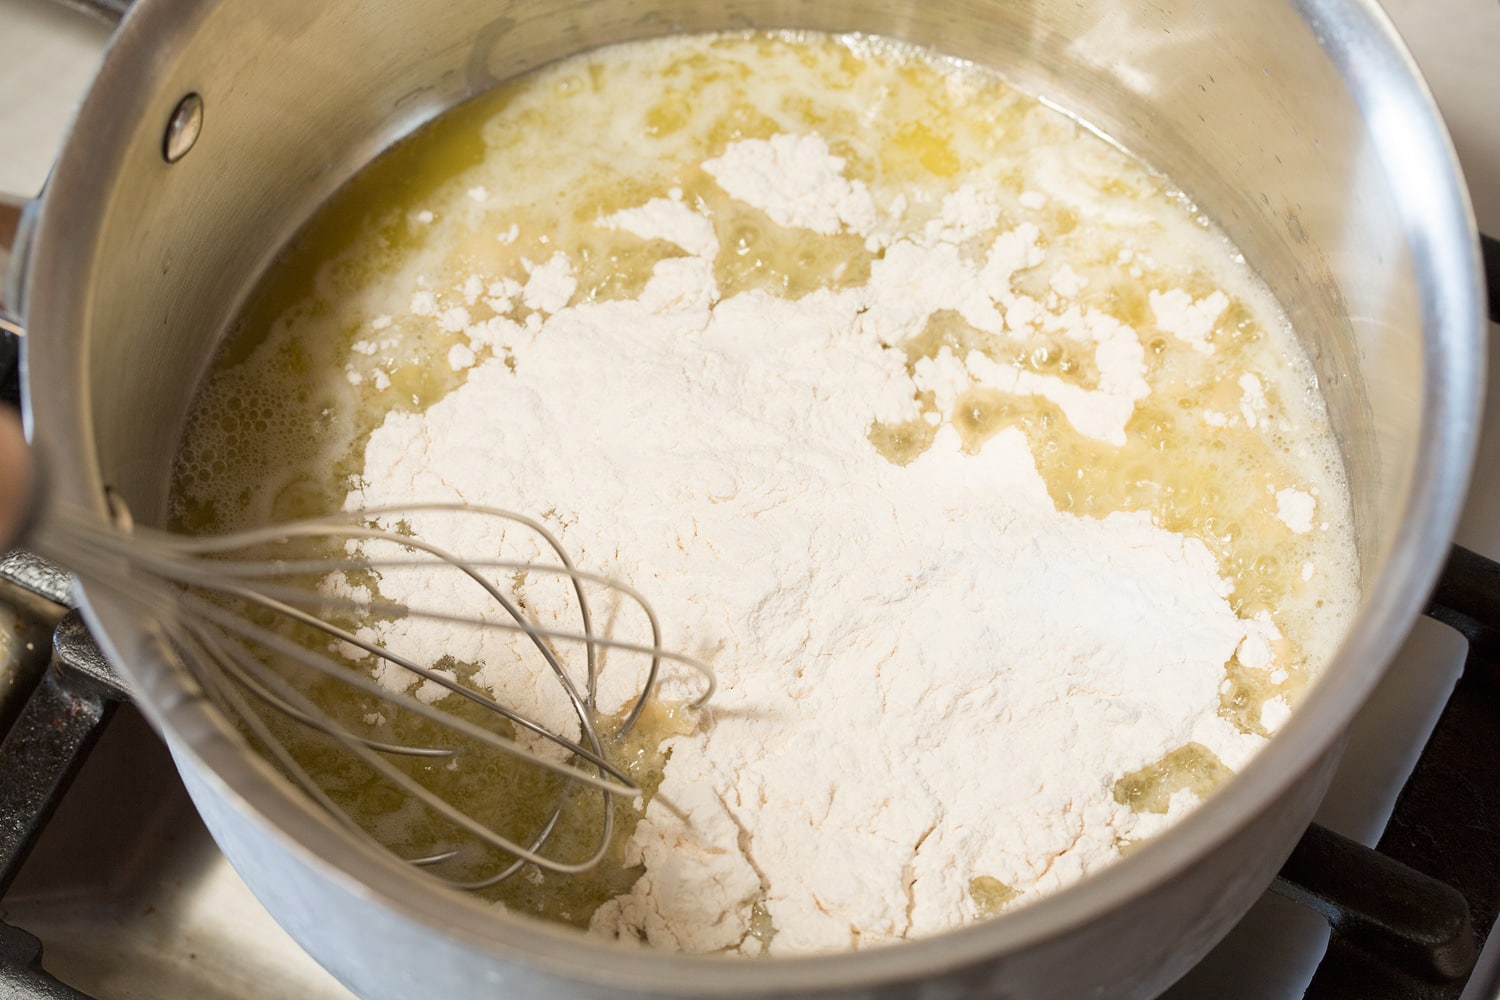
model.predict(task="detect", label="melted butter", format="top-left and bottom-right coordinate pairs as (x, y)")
top-left (1113, 743), bottom-right (1236, 814)
top-left (867, 412), bottom-right (940, 467)
top-left (968, 875), bottom-right (1021, 917)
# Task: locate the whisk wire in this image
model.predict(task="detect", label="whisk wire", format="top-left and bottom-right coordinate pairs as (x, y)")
top-left (33, 500), bottom-right (714, 888)
top-left (194, 580), bottom-right (614, 770)
top-left (194, 628), bottom-right (455, 760)
top-left (176, 590), bottom-right (638, 795)
top-left (170, 576), bottom-right (622, 878)
top-left (54, 503), bottom-right (717, 712)
top-left (113, 503), bottom-right (608, 709)
top-left (180, 620), bottom-right (594, 880)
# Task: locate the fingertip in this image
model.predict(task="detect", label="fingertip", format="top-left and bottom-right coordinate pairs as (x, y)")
top-left (0, 407), bottom-right (34, 547)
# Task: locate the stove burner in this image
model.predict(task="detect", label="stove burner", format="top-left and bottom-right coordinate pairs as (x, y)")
top-left (0, 607), bottom-right (125, 1000)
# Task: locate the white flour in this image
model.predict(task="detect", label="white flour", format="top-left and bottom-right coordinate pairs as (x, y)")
top-left (701, 133), bottom-right (878, 237)
top-left (342, 132), bottom-right (1283, 955)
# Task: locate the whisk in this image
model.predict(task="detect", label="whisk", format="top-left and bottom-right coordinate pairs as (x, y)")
top-left (5, 423), bottom-right (714, 890)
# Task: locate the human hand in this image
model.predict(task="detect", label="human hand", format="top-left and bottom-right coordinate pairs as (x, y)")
top-left (0, 407), bottom-right (33, 548)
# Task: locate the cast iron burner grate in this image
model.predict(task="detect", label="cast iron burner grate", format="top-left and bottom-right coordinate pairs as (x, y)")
top-left (0, 239), bottom-right (1496, 998)
top-left (1287, 543), bottom-right (1500, 999)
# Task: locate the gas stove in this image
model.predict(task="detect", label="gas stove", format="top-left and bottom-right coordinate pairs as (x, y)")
top-left (1, 0), bottom-right (1498, 996)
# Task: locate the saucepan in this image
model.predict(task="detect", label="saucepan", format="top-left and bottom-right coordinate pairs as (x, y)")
top-left (0, 0), bottom-right (1486, 995)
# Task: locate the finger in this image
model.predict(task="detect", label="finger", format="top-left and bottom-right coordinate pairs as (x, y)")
top-left (0, 407), bottom-right (34, 548)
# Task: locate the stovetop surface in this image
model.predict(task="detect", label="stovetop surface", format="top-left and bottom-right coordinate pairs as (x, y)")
top-left (1, 0), bottom-right (1498, 997)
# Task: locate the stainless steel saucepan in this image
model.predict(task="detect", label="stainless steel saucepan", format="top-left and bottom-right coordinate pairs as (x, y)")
top-left (0, 0), bottom-right (1486, 996)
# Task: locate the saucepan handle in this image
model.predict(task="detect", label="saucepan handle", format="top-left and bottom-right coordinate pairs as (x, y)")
top-left (1, 193), bottom-right (43, 563)
top-left (1, 193), bottom-right (41, 413)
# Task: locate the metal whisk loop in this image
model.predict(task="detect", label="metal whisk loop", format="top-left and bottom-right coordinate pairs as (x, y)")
top-left (34, 500), bottom-right (716, 888)
top-left (181, 614), bottom-right (618, 877)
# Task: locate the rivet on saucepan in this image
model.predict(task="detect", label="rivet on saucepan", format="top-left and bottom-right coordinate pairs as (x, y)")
top-left (163, 93), bottom-right (204, 164)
